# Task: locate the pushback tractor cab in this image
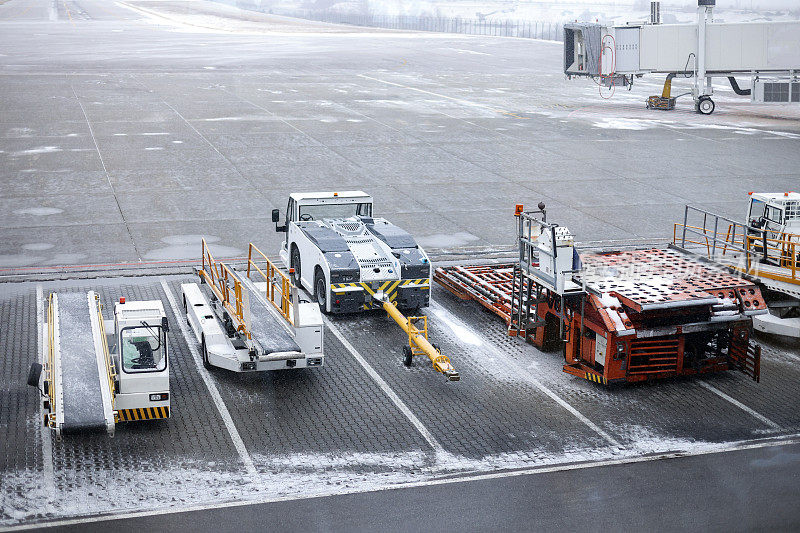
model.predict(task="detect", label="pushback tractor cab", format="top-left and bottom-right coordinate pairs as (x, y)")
top-left (29, 292), bottom-right (170, 439)
top-left (747, 192), bottom-right (800, 242)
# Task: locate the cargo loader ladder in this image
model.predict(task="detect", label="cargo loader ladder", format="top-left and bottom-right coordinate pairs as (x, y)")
top-left (373, 293), bottom-right (460, 381)
top-left (43, 291), bottom-right (116, 438)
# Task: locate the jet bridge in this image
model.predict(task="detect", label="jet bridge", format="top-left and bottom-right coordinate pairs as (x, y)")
top-left (43, 292), bottom-right (116, 438)
top-left (564, 1), bottom-right (800, 113)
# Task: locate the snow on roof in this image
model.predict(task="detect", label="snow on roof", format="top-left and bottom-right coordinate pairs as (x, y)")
top-left (290, 191), bottom-right (371, 202)
top-left (751, 192), bottom-right (800, 202)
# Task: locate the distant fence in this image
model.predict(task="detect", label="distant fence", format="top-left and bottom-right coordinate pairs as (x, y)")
top-left (217, 0), bottom-right (565, 42)
top-left (285, 11), bottom-right (566, 41)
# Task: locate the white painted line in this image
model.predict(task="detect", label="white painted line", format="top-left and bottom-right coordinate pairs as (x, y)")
top-left (324, 317), bottom-right (444, 453)
top-left (159, 278), bottom-right (258, 477)
top-left (429, 301), bottom-right (621, 447)
top-left (358, 74), bottom-right (496, 113)
top-left (698, 381), bottom-right (780, 430)
top-left (35, 285), bottom-right (56, 507)
top-left (6, 432), bottom-right (800, 532)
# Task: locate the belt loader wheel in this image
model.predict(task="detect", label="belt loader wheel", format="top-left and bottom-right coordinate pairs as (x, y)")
top-left (201, 335), bottom-right (212, 370)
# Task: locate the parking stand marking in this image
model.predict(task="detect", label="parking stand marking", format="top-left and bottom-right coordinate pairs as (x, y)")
top-left (429, 302), bottom-right (621, 447)
top-left (35, 284), bottom-right (56, 506)
top-left (159, 279), bottom-right (258, 477)
top-left (698, 381), bottom-right (781, 430)
top-left (324, 318), bottom-right (444, 453)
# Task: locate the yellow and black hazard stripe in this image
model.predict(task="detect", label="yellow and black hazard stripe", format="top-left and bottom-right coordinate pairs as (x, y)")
top-left (584, 372), bottom-right (607, 385)
top-left (331, 278), bottom-right (430, 303)
top-left (117, 406), bottom-right (170, 422)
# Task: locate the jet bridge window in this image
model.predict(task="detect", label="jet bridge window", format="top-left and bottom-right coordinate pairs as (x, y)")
top-left (298, 202), bottom-right (372, 221)
top-left (120, 326), bottom-right (167, 373)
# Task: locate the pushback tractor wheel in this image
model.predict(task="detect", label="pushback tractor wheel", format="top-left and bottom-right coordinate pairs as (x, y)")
top-left (403, 345), bottom-right (413, 367)
top-left (697, 96), bottom-right (715, 115)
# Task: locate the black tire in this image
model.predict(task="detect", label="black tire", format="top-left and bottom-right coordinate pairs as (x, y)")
top-left (201, 336), bottom-right (212, 370)
top-left (697, 96), bottom-right (715, 115)
top-left (403, 345), bottom-right (413, 367)
top-left (314, 269), bottom-right (328, 314)
top-left (290, 246), bottom-right (302, 286)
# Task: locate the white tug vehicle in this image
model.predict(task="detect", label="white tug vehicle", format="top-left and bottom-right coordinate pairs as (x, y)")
top-left (272, 191), bottom-right (433, 314)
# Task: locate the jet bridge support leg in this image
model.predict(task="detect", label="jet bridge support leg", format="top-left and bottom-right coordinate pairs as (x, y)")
top-left (375, 294), bottom-right (460, 381)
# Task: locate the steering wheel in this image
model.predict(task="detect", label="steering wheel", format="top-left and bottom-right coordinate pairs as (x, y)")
top-left (299, 213), bottom-right (313, 221)
top-left (131, 340), bottom-right (155, 369)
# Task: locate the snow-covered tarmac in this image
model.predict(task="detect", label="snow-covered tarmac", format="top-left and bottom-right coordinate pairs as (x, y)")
top-left (1, 0), bottom-right (799, 529)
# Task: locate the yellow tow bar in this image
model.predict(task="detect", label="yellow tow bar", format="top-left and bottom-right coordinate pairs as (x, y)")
top-left (376, 294), bottom-right (460, 381)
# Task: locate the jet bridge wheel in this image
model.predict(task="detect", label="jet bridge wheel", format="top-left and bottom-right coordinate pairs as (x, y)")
top-left (697, 96), bottom-right (715, 115)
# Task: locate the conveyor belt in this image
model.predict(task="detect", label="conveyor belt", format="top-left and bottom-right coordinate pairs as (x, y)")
top-left (232, 271), bottom-right (301, 356)
top-left (52, 292), bottom-right (115, 436)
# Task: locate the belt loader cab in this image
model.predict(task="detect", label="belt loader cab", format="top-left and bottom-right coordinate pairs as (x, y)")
top-left (272, 191), bottom-right (432, 314)
top-left (111, 298), bottom-right (170, 421)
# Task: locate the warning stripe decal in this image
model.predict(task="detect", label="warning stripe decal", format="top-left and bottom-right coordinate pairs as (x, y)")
top-left (117, 406), bottom-right (170, 422)
top-left (584, 372), bottom-right (607, 385)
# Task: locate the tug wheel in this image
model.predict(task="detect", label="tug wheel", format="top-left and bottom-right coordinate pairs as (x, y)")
top-left (290, 246), bottom-right (301, 286)
top-left (403, 345), bottom-right (413, 367)
top-left (314, 269), bottom-right (328, 314)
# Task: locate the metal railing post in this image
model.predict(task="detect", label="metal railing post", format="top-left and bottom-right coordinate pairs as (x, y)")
top-left (681, 205), bottom-right (688, 247)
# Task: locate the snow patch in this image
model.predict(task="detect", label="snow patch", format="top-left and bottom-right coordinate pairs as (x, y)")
top-left (143, 234), bottom-right (244, 260)
top-left (13, 207), bottom-right (63, 216)
top-left (416, 232), bottom-right (480, 248)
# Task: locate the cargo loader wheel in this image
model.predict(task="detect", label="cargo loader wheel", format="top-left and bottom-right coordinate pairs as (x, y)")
top-left (290, 245), bottom-right (301, 286)
top-left (403, 345), bottom-right (413, 367)
top-left (201, 335), bottom-right (212, 370)
top-left (314, 269), bottom-right (328, 314)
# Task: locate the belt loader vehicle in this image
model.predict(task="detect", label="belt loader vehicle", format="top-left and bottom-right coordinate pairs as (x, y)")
top-left (28, 292), bottom-right (171, 438)
top-left (271, 191), bottom-right (459, 381)
top-left (181, 240), bottom-right (324, 372)
top-left (436, 203), bottom-right (766, 385)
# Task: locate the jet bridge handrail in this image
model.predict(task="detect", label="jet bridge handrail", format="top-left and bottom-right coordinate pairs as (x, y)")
top-left (246, 243), bottom-right (295, 326)
top-left (200, 238), bottom-right (250, 340)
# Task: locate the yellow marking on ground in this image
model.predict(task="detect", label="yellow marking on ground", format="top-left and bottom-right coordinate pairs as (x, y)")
top-left (0, 1), bottom-right (34, 19)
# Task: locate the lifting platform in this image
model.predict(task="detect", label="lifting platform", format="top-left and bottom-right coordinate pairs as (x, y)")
top-left (182, 239), bottom-right (323, 372)
top-left (436, 204), bottom-right (766, 385)
top-left (31, 291), bottom-right (171, 438)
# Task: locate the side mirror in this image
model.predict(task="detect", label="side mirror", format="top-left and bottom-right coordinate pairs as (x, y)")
top-left (271, 209), bottom-right (280, 223)
top-left (161, 316), bottom-right (169, 333)
top-left (27, 362), bottom-right (42, 388)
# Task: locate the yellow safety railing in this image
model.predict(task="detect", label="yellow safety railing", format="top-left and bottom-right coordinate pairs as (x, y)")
top-left (744, 233), bottom-right (798, 285)
top-left (673, 222), bottom-right (799, 286)
top-left (45, 293), bottom-right (56, 429)
top-left (200, 238), bottom-right (250, 339)
top-left (94, 294), bottom-right (116, 412)
top-left (246, 243), bottom-right (294, 326)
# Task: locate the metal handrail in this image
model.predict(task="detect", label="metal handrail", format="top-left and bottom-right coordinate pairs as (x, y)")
top-left (200, 238), bottom-right (250, 339)
top-left (45, 294), bottom-right (56, 429)
top-left (246, 243), bottom-right (294, 325)
top-left (94, 295), bottom-right (116, 412)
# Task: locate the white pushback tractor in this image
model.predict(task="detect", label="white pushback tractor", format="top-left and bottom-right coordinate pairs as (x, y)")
top-left (272, 191), bottom-right (460, 381)
top-left (28, 291), bottom-right (171, 438)
top-left (181, 240), bottom-right (324, 372)
top-left (272, 191), bottom-right (432, 314)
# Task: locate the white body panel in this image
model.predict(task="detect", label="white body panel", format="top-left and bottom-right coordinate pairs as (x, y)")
top-left (181, 282), bottom-right (324, 372)
top-left (640, 21), bottom-right (800, 73)
top-left (753, 313), bottom-right (800, 339)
